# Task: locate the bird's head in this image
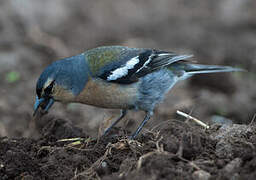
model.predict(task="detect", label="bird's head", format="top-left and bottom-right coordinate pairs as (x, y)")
top-left (33, 55), bottom-right (89, 116)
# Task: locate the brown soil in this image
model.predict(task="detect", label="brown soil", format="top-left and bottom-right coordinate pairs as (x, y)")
top-left (1, 115), bottom-right (256, 180)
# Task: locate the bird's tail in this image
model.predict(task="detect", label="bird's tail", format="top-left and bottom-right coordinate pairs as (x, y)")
top-left (168, 62), bottom-right (244, 81)
top-left (183, 63), bottom-right (244, 75)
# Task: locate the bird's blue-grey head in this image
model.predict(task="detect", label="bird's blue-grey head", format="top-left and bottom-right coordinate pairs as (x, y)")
top-left (33, 53), bottom-right (89, 115)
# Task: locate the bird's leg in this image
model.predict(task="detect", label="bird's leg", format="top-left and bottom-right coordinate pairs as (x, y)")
top-left (103, 109), bottom-right (127, 136)
top-left (130, 111), bottom-right (153, 139)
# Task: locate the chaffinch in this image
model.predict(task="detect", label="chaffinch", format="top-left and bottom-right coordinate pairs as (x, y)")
top-left (33, 46), bottom-right (242, 139)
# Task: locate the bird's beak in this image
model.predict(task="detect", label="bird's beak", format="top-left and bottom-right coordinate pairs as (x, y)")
top-left (33, 95), bottom-right (55, 116)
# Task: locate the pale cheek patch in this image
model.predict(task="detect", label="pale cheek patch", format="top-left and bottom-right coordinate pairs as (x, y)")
top-left (107, 56), bottom-right (139, 81)
top-left (43, 78), bottom-right (54, 89)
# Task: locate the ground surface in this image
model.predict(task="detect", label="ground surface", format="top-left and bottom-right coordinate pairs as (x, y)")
top-left (1, 115), bottom-right (256, 180)
top-left (0, 0), bottom-right (256, 179)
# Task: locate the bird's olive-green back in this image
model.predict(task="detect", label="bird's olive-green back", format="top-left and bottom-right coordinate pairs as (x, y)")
top-left (84, 46), bottom-right (129, 75)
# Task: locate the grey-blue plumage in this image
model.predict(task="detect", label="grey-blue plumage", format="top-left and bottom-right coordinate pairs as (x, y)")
top-left (36, 54), bottom-right (90, 98)
top-left (137, 69), bottom-right (175, 112)
top-left (134, 62), bottom-right (242, 113)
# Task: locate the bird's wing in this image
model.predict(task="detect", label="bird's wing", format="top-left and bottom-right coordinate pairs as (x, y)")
top-left (85, 46), bottom-right (193, 84)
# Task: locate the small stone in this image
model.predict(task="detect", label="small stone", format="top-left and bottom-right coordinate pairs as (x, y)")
top-left (101, 161), bottom-right (107, 168)
top-left (192, 170), bottom-right (211, 180)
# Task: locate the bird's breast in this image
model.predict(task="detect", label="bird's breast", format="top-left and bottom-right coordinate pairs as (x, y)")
top-left (75, 78), bottom-right (139, 109)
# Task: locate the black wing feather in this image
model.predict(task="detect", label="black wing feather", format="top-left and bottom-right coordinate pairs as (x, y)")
top-left (98, 48), bottom-right (192, 84)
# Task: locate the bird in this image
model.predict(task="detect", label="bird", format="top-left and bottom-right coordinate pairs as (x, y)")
top-left (33, 46), bottom-right (243, 139)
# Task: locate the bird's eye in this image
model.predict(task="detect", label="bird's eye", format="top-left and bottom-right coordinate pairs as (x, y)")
top-left (44, 81), bottom-right (55, 96)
